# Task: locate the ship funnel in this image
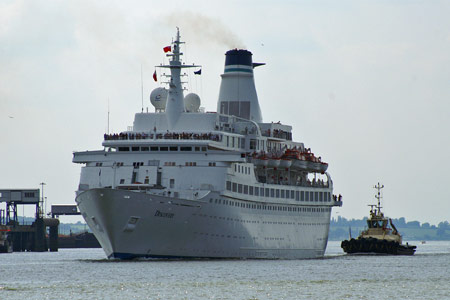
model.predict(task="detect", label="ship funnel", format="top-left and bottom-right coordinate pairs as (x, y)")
top-left (217, 49), bottom-right (263, 123)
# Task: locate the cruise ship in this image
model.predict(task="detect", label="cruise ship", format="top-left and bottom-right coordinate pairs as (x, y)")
top-left (73, 29), bottom-right (343, 259)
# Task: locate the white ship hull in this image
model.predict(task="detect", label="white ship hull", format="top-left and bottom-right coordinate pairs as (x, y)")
top-left (77, 188), bottom-right (331, 259)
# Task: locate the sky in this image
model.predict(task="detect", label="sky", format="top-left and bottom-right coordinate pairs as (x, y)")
top-left (1, 0), bottom-right (449, 225)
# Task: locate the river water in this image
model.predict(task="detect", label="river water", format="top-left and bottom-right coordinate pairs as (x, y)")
top-left (1, 241), bottom-right (449, 300)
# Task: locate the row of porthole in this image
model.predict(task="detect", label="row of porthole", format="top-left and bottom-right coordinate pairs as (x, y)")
top-left (194, 232), bottom-right (246, 239)
top-left (193, 213), bottom-right (328, 227)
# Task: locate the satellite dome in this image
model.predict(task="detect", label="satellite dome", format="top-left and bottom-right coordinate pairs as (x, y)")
top-left (150, 87), bottom-right (168, 111)
top-left (184, 93), bottom-right (201, 112)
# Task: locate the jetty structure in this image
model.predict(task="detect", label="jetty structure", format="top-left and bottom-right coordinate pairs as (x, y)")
top-left (73, 29), bottom-right (343, 259)
top-left (0, 188), bottom-right (59, 252)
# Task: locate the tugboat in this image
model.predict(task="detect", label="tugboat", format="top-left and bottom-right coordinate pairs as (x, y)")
top-left (341, 183), bottom-right (416, 255)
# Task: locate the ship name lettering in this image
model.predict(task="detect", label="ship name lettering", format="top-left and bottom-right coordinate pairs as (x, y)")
top-left (155, 210), bottom-right (174, 218)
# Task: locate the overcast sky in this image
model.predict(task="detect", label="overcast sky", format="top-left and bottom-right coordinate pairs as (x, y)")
top-left (1, 0), bottom-right (449, 225)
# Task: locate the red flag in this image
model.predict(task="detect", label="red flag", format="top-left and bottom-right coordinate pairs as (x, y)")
top-left (163, 46), bottom-right (171, 53)
top-left (153, 70), bottom-right (157, 82)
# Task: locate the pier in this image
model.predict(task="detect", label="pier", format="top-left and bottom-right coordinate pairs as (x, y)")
top-left (0, 189), bottom-right (60, 252)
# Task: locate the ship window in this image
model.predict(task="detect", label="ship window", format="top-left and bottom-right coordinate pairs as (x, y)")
top-left (141, 147), bottom-right (149, 151)
top-left (265, 188), bottom-right (269, 197)
top-left (319, 192), bottom-right (323, 202)
top-left (249, 186), bottom-right (253, 195)
top-left (180, 147), bottom-right (191, 151)
top-left (281, 190), bottom-right (285, 198)
top-left (270, 189), bottom-right (275, 197)
top-left (118, 147), bottom-right (129, 152)
top-left (305, 192), bottom-right (309, 201)
top-left (238, 165), bottom-right (241, 173)
top-left (250, 139), bottom-right (256, 150)
top-left (195, 147), bottom-right (200, 151)
top-left (291, 191), bottom-right (295, 199)
top-left (132, 147), bottom-right (139, 151)
top-left (150, 147), bottom-right (158, 151)
top-left (169, 146), bottom-right (178, 151)
top-left (238, 184), bottom-right (243, 193)
top-left (148, 160), bottom-right (159, 166)
top-left (232, 137), bottom-right (235, 148)
top-left (244, 185), bottom-right (248, 194)
top-left (120, 179), bottom-right (125, 184)
top-left (160, 147), bottom-right (168, 151)
top-left (260, 188), bottom-right (265, 196)
top-left (300, 191), bottom-right (304, 201)
top-left (310, 191), bottom-right (314, 202)
top-left (276, 189), bottom-right (280, 198)
top-left (232, 183), bottom-right (237, 192)
top-left (202, 147), bottom-right (206, 151)
top-left (314, 192), bottom-right (318, 202)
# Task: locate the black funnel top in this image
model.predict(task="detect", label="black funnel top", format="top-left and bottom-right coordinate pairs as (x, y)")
top-left (225, 49), bottom-right (253, 66)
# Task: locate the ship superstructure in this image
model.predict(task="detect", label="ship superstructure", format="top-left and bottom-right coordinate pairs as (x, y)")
top-left (73, 29), bottom-right (343, 259)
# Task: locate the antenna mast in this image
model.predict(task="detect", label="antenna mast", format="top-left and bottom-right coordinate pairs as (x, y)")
top-left (373, 182), bottom-right (384, 214)
top-left (107, 99), bottom-right (110, 134)
top-left (141, 64), bottom-right (144, 113)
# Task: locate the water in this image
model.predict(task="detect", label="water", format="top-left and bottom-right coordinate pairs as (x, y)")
top-left (1, 241), bottom-right (449, 300)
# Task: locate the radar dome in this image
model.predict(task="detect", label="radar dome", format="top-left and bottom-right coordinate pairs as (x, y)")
top-left (184, 93), bottom-right (201, 112)
top-left (150, 87), bottom-right (168, 111)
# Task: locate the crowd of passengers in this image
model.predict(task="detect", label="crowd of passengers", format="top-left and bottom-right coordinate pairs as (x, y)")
top-left (265, 176), bottom-right (329, 187)
top-left (104, 132), bottom-right (222, 142)
top-left (262, 128), bottom-right (292, 140)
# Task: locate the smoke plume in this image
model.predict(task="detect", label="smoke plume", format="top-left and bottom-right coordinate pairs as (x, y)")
top-left (164, 12), bottom-right (245, 49)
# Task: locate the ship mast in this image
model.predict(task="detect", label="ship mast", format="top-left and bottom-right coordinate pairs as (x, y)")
top-left (373, 182), bottom-right (384, 216)
top-left (160, 28), bottom-right (200, 130)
